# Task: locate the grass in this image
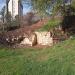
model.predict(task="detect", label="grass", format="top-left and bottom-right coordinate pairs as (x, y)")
top-left (0, 38), bottom-right (75, 75)
top-left (37, 19), bottom-right (61, 31)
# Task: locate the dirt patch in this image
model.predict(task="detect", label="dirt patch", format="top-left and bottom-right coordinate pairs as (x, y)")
top-left (12, 44), bottom-right (51, 49)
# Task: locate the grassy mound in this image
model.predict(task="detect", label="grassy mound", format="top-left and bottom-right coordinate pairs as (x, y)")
top-left (37, 19), bottom-right (61, 31)
top-left (0, 37), bottom-right (75, 75)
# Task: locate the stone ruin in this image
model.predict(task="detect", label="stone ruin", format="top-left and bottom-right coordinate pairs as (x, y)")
top-left (0, 18), bottom-right (68, 47)
top-left (20, 33), bottom-right (37, 46)
top-left (35, 31), bottom-right (53, 46)
top-left (20, 31), bottom-right (53, 46)
top-left (0, 31), bottom-right (53, 47)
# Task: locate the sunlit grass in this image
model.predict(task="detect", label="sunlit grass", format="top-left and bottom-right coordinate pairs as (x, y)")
top-left (37, 19), bottom-right (61, 31)
top-left (0, 38), bottom-right (75, 75)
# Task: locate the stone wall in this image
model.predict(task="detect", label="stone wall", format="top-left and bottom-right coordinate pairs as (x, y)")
top-left (35, 31), bottom-right (53, 46)
top-left (20, 31), bottom-right (53, 46)
top-left (0, 31), bottom-right (53, 46)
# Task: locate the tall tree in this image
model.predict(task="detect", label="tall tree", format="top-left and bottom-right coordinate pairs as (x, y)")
top-left (22, 0), bottom-right (73, 16)
top-left (72, 0), bottom-right (75, 8)
top-left (0, 6), bottom-right (5, 23)
top-left (6, 0), bottom-right (10, 22)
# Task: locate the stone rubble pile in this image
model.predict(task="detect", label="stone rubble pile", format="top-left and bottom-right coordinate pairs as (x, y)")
top-left (0, 31), bottom-right (53, 47)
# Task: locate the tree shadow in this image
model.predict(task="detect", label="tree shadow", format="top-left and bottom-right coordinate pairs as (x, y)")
top-left (61, 6), bottom-right (75, 35)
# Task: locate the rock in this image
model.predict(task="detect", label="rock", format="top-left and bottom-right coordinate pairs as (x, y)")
top-left (2, 30), bottom-right (53, 47)
top-left (20, 33), bottom-right (37, 46)
top-left (35, 31), bottom-right (53, 46)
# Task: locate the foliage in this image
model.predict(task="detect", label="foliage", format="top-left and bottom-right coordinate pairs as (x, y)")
top-left (71, 0), bottom-right (75, 8)
top-left (6, 15), bottom-right (20, 31)
top-left (32, 0), bottom-right (51, 11)
top-left (31, 0), bottom-right (65, 16)
top-left (23, 0), bottom-right (62, 16)
top-left (0, 6), bottom-right (5, 23)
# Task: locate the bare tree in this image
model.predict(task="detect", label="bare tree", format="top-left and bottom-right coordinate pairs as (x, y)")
top-left (0, 6), bottom-right (5, 23)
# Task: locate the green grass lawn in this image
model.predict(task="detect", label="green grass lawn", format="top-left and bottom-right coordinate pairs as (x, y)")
top-left (0, 38), bottom-right (75, 75)
top-left (37, 19), bottom-right (61, 31)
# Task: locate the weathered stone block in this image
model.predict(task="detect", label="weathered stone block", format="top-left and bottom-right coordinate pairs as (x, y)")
top-left (35, 31), bottom-right (53, 46)
top-left (20, 33), bottom-right (37, 46)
